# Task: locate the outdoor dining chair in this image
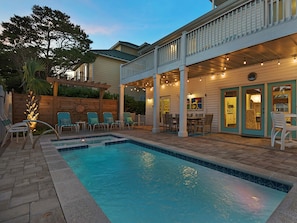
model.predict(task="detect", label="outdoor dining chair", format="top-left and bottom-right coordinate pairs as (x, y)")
top-left (195, 114), bottom-right (213, 135)
top-left (271, 111), bottom-right (297, 150)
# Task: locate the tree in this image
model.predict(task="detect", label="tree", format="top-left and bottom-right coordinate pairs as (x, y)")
top-left (22, 59), bottom-right (51, 130)
top-left (0, 5), bottom-right (96, 90)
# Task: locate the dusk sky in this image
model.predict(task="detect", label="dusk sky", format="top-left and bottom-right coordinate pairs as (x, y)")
top-left (0, 0), bottom-right (212, 49)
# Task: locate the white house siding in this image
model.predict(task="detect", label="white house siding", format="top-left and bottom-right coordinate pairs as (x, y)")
top-left (145, 56), bottom-right (297, 135)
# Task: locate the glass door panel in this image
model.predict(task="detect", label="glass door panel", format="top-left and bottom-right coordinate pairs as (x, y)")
top-left (221, 88), bottom-right (239, 133)
top-left (242, 85), bottom-right (264, 136)
top-left (160, 96), bottom-right (171, 124)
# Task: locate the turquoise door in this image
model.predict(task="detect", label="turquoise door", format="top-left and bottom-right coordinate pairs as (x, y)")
top-left (241, 84), bottom-right (264, 137)
top-left (221, 88), bottom-right (239, 133)
top-left (267, 80), bottom-right (296, 137)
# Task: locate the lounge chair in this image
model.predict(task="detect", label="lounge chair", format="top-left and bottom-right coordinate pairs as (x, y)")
top-left (87, 112), bottom-right (108, 131)
top-left (103, 112), bottom-right (120, 130)
top-left (0, 115), bottom-right (32, 147)
top-left (56, 112), bottom-right (79, 134)
top-left (123, 112), bottom-right (137, 129)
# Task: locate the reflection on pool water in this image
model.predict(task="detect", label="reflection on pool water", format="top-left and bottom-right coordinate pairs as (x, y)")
top-left (58, 140), bottom-right (290, 223)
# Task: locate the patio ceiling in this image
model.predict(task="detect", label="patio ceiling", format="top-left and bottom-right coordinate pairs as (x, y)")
top-left (127, 33), bottom-right (297, 88)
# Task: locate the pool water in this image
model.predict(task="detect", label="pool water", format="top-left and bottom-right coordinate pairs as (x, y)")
top-left (60, 141), bottom-right (288, 223)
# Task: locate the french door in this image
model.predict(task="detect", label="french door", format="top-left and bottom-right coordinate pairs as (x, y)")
top-left (241, 84), bottom-right (265, 137)
top-left (221, 88), bottom-right (239, 133)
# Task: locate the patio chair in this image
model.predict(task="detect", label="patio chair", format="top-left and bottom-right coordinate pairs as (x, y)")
top-left (0, 115), bottom-right (32, 147)
top-left (123, 112), bottom-right (137, 129)
top-left (271, 112), bottom-right (297, 150)
top-left (103, 112), bottom-right (120, 130)
top-left (56, 112), bottom-right (79, 134)
top-left (87, 112), bottom-right (108, 131)
top-left (195, 114), bottom-right (213, 135)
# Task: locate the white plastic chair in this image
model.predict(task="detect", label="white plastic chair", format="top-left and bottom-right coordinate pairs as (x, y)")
top-left (0, 115), bottom-right (32, 147)
top-left (271, 112), bottom-right (297, 150)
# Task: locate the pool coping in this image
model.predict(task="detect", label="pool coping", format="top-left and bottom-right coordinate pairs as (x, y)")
top-left (40, 133), bottom-right (297, 223)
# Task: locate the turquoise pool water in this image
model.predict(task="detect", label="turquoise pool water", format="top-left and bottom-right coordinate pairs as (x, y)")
top-left (59, 141), bottom-right (288, 223)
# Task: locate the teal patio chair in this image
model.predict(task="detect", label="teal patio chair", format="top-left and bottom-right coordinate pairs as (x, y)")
top-left (87, 112), bottom-right (108, 131)
top-left (56, 112), bottom-right (79, 134)
top-left (123, 112), bottom-right (137, 129)
top-left (103, 112), bottom-right (120, 130)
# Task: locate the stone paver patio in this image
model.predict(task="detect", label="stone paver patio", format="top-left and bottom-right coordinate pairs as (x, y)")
top-left (1, 126), bottom-right (297, 222)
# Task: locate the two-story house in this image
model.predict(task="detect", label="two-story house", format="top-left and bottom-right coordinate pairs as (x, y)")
top-left (119, 0), bottom-right (297, 137)
top-left (75, 41), bottom-right (149, 101)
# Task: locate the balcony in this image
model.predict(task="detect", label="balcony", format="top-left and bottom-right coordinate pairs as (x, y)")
top-left (121, 0), bottom-right (297, 85)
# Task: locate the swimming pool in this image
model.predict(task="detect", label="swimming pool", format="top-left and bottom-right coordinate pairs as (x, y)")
top-left (58, 139), bottom-right (290, 223)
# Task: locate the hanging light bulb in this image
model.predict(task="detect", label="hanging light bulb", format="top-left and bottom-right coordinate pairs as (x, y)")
top-left (278, 59), bottom-right (280, 65)
top-left (243, 58), bottom-right (247, 65)
top-left (261, 60), bottom-right (264, 66)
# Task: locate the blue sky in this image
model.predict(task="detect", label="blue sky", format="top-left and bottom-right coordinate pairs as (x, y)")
top-left (0, 0), bottom-right (212, 49)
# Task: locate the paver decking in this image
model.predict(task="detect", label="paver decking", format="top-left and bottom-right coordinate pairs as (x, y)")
top-left (1, 127), bottom-right (297, 222)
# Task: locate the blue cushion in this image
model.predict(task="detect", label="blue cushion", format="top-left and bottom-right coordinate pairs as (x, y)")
top-left (126, 117), bottom-right (133, 123)
top-left (90, 118), bottom-right (98, 124)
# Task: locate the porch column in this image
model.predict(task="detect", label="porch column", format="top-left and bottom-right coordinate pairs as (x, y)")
top-left (152, 74), bottom-right (160, 133)
top-left (119, 84), bottom-right (125, 121)
top-left (178, 66), bottom-right (189, 137)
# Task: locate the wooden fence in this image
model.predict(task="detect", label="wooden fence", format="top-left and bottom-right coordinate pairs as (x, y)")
top-left (12, 93), bottom-right (118, 128)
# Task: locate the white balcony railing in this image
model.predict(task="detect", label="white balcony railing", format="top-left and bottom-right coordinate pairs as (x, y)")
top-left (157, 38), bottom-right (180, 66)
top-left (121, 0), bottom-right (297, 82)
top-left (121, 51), bottom-right (154, 80)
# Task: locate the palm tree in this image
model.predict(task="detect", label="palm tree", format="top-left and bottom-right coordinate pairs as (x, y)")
top-left (22, 59), bottom-right (51, 130)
